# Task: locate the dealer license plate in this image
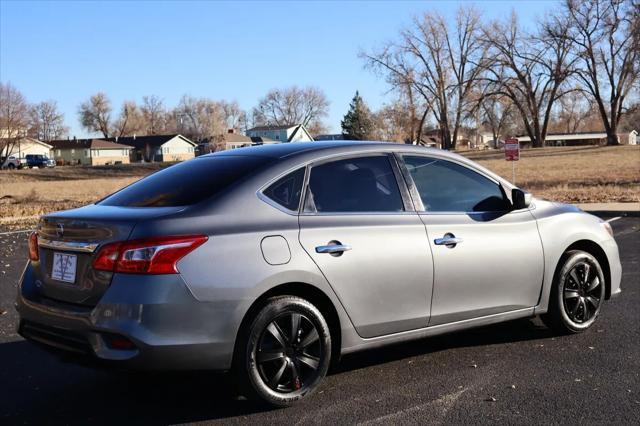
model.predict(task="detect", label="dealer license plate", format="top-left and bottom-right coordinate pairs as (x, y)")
top-left (51, 252), bottom-right (77, 283)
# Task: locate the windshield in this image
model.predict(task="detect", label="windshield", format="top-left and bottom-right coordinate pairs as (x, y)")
top-left (99, 156), bottom-right (273, 207)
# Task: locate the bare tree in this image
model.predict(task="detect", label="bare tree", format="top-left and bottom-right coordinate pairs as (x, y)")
top-left (551, 89), bottom-right (594, 133)
top-left (479, 94), bottom-right (516, 146)
top-left (363, 6), bottom-right (487, 150)
top-left (0, 82), bottom-right (30, 159)
top-left (78, 92), bottom-right (112, 137)
top-left (29, 100), bottom-right (69, 141)
top-left (482, 13), bottom-right (576, 147)
top-left (173, 95), bottom-right (226, 142)
top-left (372, 98), bottom-right (427, 143)
top-left (556, 0), bottom-right (639, 145)
top-left (141, 95), bottom-right (166, 135)
top-left (618, 100), bottom-right (640, 132)
top-left (221, 100), bottom-right (247, 132)
top-left (252, 86), bottom-right (329, 135)
top-left (113, 101), bottom-right (144, 137)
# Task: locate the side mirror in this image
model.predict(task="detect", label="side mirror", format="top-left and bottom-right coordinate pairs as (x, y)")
top-left (511, 188), bottom-right (532, 210)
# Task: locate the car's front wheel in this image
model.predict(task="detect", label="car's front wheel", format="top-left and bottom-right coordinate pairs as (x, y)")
top-left (542, 250), bottom-right (606, 333)
top-left (235, 296), bottom-right (331, 407)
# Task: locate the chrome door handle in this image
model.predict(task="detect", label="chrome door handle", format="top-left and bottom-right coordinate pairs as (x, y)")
top-left (315, 243), bottom-right (352, 256)
top-left (434, 233), bottom-right (463, 248)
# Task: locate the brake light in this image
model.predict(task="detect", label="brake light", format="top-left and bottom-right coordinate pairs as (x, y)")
top-left (92, 235), bottom-right (207, 274)
top-left (28, 232), bottom-right (39, 261)
top-left (92, 241), bottom-right (121, 271)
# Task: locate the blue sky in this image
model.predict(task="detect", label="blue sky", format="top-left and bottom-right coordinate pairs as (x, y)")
top-left (0, 0), bottom-right (556, 137)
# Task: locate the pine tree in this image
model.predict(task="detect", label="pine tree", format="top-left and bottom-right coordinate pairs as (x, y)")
top-left (341, 91), bottom-right (374, 140)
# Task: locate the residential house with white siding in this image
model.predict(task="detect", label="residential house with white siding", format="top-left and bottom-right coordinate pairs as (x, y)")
top-left (49, 139), bottom-right (133, 165)
top-left (106, 134), bottom-right (197, 162)
top-left (246, 124), bottom-right (314, 143)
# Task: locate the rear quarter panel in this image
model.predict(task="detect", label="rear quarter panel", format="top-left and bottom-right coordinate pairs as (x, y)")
top-left (128, 162), bottom-right (356, 364)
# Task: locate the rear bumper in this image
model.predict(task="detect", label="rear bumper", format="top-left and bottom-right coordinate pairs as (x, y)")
top-left (15, 263), bottom-right (238, 371)
top-left (602, 238), bottom-right (622, 299)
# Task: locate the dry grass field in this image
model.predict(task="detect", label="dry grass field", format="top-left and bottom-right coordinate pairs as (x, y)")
top-left (467, 145), bottom-right (639, 204)
top-left (0, 145), bottom-right (638, 229)
top-left (0, 163), bottom-right (170, 229)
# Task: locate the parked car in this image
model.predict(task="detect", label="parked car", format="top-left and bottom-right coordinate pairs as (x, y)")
top-left (25, 154), bottom-right (56, 168)
top-left (16, 141), bottom-right (622, 406)
top-left (1, 155), bottom-right (27, 169)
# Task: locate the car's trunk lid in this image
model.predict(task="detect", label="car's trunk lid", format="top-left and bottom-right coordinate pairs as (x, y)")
top-left (34, 204), bottom-right (185, 306)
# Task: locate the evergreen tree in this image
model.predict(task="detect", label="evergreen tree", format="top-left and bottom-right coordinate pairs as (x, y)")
top-left (341, 91), bottom-right (374, 140)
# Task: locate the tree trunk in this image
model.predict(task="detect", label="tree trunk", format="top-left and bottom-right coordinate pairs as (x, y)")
top-left (607, 102), bottom-right (620, 146)
top-left (415, 107), bottom-right (429, 146)
top-left (533, 128), bottom-right (543, 149)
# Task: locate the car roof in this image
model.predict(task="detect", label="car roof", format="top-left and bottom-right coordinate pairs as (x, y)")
top-left (202, 140), bottom-right (514, 191)
top-left (203, 140), bottom-right (447, 160)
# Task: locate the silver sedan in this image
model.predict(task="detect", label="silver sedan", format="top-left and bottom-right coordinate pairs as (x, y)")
top-left (16, 141), bottom-right (622, 406)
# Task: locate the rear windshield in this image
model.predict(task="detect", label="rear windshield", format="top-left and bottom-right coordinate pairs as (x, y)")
top-left (99, 156), bottom-right (272, 207)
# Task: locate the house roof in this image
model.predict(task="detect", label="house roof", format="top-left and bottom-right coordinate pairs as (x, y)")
top-left (287, 124), bottom-right (304, 142)
top-left (104, 134), bottom-right (196, 149)
top-left (0, 137), bottom-right (54, 149)
top-left (247, 124), bottom-right (299, 132)
top-left (223, 133), bottom-right (252, 143)
top-left (48, 139), bottom-right (133, 149)
top-left (250, 136), bottom-right (276, 143)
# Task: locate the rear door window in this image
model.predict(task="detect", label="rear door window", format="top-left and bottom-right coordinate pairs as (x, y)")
top-left (304, 155), bottom-right (404, 213)
top-left (403, 156), bottom-right (510, 212)
top-left (99, 156), bottom-right (272, 207)
top-left (262, 167), bottom-right (305, 211)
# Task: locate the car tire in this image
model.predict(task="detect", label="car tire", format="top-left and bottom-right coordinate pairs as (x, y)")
top-left (234, 295), bottom-right (331, 407)
top-left (542, 250), bottom-right (606, 334)
top-left (8, 163), bottom-right (15, 170)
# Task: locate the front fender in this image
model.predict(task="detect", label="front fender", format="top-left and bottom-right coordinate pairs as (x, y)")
top-left (531, 200), bottom-right (619, 313)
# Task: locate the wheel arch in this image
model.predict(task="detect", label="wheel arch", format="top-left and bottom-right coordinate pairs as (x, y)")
top-left (561, 239), bottom-right (611, 299)
top-left (234, 282), bottom-right (343, 368)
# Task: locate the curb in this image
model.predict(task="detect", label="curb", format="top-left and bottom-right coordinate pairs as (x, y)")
top-left (583, 210), bottom-right (640, 218)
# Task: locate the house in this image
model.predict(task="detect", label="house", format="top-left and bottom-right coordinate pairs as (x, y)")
top-left (1, 137), bottom-right (52, 157)
top-left (246, 124), bottom-right (314, 143)
top-left (619, 130), bottom-right (637, 145)
top-left (106, 134), bottom-right (197, 162)
top-left (199, 130), bottom-right (254, 153)
top-left (476, 132), bottom-right (498, 149)
top-left (249, 136), bottom-right (277, 145)
top-left (314, 134), bottom-right (346, 141)
top-left (413, 129), bottom-right (442, 149)
top-left (413, 128), bottom-right (476, 150)
top-left (222, 132), bottom-right (253, 150)
top-left (516, 130), bottom-right (638, 146)
top-left (49, 139), bottom-right (133, 165)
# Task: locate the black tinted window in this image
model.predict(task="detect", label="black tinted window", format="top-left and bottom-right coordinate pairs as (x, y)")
top-left (404, 156), bottom-right (509, 212)
top-left (305, 156), bottom-right (404, 213)
top-left (100, 156), bottom-right (272, 207)
top-left (263, 167), bottom-right (305, 211)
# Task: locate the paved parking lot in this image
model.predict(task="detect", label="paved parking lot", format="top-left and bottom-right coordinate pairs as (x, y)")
top-left (0, 216), bottom-right (638, 424)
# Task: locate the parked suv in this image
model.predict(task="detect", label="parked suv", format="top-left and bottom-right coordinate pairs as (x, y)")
top-left (25, 154), bottom-right (56, 168)
top-left (1, 155), bottom-right (27, 169)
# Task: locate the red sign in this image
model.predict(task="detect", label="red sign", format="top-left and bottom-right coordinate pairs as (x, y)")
top-left (505, 138), bottom-right (519, 161)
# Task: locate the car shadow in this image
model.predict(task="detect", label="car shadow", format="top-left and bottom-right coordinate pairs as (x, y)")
top-left (334, 317), bottom-right (554, 373)
top-left (0, 318), bottom-right (555, 424)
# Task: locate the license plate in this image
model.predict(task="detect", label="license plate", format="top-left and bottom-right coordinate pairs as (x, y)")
top-left (51, 252), bottom-right (77, 283)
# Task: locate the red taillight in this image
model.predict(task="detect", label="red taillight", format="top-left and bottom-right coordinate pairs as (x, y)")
top-left (92, 235), bottom-right (207, 275)
top-left (104, 334), bottom-right (137, 350)
top-left (28, 232), bottom-right (39, 261)
top-left (92, 241), bottom-right (122, 271)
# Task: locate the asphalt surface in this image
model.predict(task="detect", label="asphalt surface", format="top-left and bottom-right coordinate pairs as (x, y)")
top-left (0, 216), bottom-right (638, 425)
